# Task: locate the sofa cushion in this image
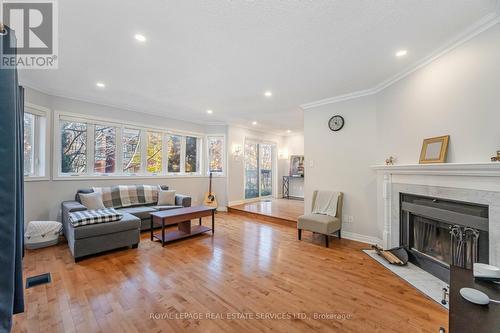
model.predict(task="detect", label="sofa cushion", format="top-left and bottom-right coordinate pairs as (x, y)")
top-left (79, 192), bottom-right (105, 210)
top-left (69, 208), bottom-right (123, 227)
top-left (152, 205), bottom-right (184, 211)
top-left (297, 213), bottom-right (341, 235)
top-left (158, 190), bottom-right (176, 206)
top-left (73, 213), bottom-right (140, 240)
top-left (117, 206), bottom-right (157, 220)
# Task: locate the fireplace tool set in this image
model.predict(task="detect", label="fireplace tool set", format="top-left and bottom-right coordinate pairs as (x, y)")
top-left (450, 225), bottom-right (479, 269)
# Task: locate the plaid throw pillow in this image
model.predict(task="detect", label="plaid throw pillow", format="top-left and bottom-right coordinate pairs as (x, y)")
top-left (93, 185), bottom-right (159, 208)
top-left (69, 208), bottom-right (123, 227)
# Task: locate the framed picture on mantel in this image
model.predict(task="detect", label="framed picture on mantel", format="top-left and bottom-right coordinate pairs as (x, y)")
top-left (419, 135), bottom-right (450, 164)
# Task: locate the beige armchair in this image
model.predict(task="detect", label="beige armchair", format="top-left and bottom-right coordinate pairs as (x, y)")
top-left (297, 191), bottom-right (343, 247)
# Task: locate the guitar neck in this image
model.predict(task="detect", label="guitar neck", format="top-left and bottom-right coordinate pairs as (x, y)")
top-left (209, 172), bottom-right (212, 193)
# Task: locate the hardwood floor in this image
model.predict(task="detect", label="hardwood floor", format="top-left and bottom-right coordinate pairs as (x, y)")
top-left (228, 198), bottom-right (304, 224)
top-left (13, 212), bottom-right (447, 333)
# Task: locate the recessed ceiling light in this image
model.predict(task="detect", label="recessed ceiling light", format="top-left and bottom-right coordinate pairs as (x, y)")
top-left (264, 91), bottom-right (273, 97)
top-left (96, 82), bottom-right (106, 88)
top-left (395, 49), bottom-right (408, 57)
top-left (206, 109), bottom-right (213, 114)
top-left (134, 33), bottom-right (147, 42)
top-left (252, 121), bottom-right (257, 125)
top-left (286, 129), bottom-right (292, 133)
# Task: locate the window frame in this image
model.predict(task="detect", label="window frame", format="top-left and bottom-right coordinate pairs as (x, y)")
top-left (24, 103), bottom-right (50, 182)
top-left (206, 134), bottom-right (226, 176)
top-left (53, 110), bottom-right (205, 180)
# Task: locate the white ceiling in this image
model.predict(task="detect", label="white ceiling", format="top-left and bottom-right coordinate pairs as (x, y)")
top-left (20, 0), bottom-right (499, 133)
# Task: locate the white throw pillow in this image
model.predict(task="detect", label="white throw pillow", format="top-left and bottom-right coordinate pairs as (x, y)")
top-left (158, 190), bottom-right (176, 206)
top-left (79, 192), bottom-right (105, 210)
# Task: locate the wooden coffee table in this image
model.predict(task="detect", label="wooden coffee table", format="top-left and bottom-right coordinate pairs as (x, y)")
top-left (149, 206), bottom-right (216, 246)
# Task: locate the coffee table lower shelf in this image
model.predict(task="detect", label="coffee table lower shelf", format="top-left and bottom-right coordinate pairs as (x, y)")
top-left (152, 225), bottom-right (212, 245)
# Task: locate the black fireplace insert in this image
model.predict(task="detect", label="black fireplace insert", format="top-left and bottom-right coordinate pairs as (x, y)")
top-left (400, 194), bottom-right (489, 283)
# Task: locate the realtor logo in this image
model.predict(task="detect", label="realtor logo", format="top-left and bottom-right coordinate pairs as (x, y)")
top-left (1, 0), bottom-right (58, 69)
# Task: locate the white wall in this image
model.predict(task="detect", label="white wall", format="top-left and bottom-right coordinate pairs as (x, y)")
top-left (304, 96), bottom-right (379, 239)
top-left (24, 88), bottom-right (228, 222)
top-left (377, 24), bottom-right (500, 164)
top-left (304, 23), bottom-right (500, 242)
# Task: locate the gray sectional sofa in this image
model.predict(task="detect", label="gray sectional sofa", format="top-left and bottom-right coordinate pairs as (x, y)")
top-left (61, 185), bottom-right (191, 261)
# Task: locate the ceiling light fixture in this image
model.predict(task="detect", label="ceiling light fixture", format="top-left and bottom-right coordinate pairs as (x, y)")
top-left (206, 109), bottom-right (213, 114)
top-left (96, 82), bottom-right (106, 88)
top-left (264, 91), bottom-right (273, 97)
top-left (287, 129), bottom-right (292, 133)
top-left (395, 49), bottom-right (408, 57)
top-left (134, 33), bottom-right (147, 42)
top-left (252, 121), bottom-right (257, 125)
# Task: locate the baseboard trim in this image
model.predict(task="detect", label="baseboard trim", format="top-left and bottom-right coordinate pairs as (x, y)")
top-left (340, 231), bottom-right (382, 246)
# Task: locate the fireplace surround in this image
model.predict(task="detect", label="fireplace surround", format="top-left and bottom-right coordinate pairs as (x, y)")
top-left (372, 162), bottom-right (500, 280)
top-left (400, 193), bottom-right (489, 282)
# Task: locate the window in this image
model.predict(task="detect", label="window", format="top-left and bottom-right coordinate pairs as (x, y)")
top-left (147, 131), bottom-right (162, 173)
top-left (61, 121), bottom-right (87, 174)
top-left (260, 143), bottom-right (273, 196)
top-left (167, 135), bottom-right (181, 173)
top-left (24, 113), bottom-right (35, 175)
top-left (207, 136), bottom-right (224, 174)
top-left (185, 136), bottom-right (199, 173)
top-left (123, 128), bottom-right (141, 174)
top-left (244, 140), bottom-right (274, 199)
top-left (56, 112), bottom-right (203, 178)
top-left (94, 125), bottom-right (116, 173)
top-left (244, 141), bottom-right (259, 199)
top-left (24, 107), bottom-right (48, 178)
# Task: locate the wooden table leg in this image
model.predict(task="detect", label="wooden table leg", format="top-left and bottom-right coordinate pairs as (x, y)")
top-left (161, 219), bottom-right (165, 247)
top-left (212, 210), bottom-right (215, 234)
top-left (150, 216), bottom-right (154, 241)
top-left (179, 220), bottom-right (191, 234)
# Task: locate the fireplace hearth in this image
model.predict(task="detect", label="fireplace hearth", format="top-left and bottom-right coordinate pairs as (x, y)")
top-left (400, 194), bottom-right (489, 283)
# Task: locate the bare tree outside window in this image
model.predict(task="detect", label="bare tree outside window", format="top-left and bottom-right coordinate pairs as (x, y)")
top-left (260, 144), bottom-right (273, 196)
top-left (167, 135), bottom-right (181, 172)
top-left (24, 113), bottom-right (35, 175)
top-left (147, 131), bottom-right (162, 173)
top-left (94, 125), bottom-right (116, 173)
top-left (185, 136), bottom-right (198, 173)
top-left (61, 121), bottom-right (87, 173)
top-left (208, 136), bottom-right (223, 173)
top-left (123, 128), bottom-right (141, 173)
top-left (244, 141), bottom-right (259, 199)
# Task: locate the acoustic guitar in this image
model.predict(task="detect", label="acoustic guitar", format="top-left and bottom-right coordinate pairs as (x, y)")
top-left (203, 172), bottom-right (218, 208)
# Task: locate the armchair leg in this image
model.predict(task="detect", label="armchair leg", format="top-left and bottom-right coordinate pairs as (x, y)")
top-left (325, 235), bottom-right (329, 248)
top-left (298, 229), bottom-right (302, 240)
top-left (338, 229), bottom-right (341, 239)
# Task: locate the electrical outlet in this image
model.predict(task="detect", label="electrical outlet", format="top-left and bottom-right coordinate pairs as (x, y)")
top-left (343, 215), bottom-right (354, 223)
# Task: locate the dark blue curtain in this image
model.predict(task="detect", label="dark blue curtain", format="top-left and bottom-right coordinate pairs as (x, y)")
top-left (0, 26), bottom-right (25, 332)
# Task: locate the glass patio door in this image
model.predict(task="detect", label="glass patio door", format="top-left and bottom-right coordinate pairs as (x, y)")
top-left (244, 140), bottom-right (273, 199)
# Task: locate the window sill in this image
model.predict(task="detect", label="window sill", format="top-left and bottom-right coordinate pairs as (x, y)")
top-left (24, 176), bottom-right (50, 182)
top-left (53, 174), bottom-right (226, 181)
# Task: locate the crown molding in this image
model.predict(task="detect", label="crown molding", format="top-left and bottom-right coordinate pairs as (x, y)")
top-left (300, 88), bottom-right (377, 110)
top-left (301, 10), bottom-right (500, 110)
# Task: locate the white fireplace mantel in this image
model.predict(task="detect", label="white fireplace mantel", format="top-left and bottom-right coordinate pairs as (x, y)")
top-left (371, 162), bottom-right (500, 266)
top-left (371, 162), bottom-right (500, 177)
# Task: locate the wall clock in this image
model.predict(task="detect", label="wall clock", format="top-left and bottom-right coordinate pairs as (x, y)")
top-left (328, 115), bottom-right (344, 131)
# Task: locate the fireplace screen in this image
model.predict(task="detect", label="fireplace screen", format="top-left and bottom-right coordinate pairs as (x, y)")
top-left (401, 193), bottom-right (489, 282)
top-left (412, 216), bottom-right (451, 265)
